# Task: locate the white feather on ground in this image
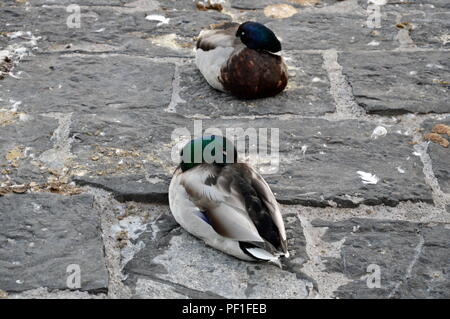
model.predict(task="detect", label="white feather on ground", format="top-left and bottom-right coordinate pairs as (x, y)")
top-left (357, 171), bottom-right (379, 185)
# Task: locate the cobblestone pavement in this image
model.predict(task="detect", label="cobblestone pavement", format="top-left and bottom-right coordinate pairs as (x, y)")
top-left (0, 0), bottom-right (449, 299)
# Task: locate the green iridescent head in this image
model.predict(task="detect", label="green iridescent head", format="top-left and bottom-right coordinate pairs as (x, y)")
top-left (180, 135), bottom-right (237, 172)
top-left (236, 21), bottom-right (281, 53)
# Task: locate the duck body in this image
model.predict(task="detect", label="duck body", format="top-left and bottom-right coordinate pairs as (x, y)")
top-left (168, 136), bottom-right (289, 266)
top-left (195, 22), bottom-right (288, 99)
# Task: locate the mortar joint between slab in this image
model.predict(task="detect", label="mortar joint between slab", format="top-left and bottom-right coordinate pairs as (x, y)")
top-left (322, 49), bottom-right (366, 121)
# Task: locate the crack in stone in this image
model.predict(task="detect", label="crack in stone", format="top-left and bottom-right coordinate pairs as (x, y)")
top-left (54, 47), bottom-right (194, 58)
top-left (322, 49), bottom-right (366, 120)
top-left (413, 128), bottom-right (450, 210)
top-left (73, 176), bottom-right (169, 204)
top-left (165, 63), bottom-right (186, 113)
top-left (132, 274), bottom-right (226, 299)
top-left (188, 110), bottom-right (450, 125)
top-left (417, 142), bottom-right (450, 208)
top-left (388, 232), bottom-right (425, 298)
top-left (296, 214), bottom-right (351, 298)
top-left (59, 52), bottom-right (191, 64)
top-left (39, 113), bottom-right (74, 172)
top-left (88, 187), bottom-right (133, 298)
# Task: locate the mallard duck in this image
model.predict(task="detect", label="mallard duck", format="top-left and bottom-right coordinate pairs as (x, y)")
top-left (168, 135), bottom-right (289, 267)
top-left (195, 21), bottom-right (288, 99)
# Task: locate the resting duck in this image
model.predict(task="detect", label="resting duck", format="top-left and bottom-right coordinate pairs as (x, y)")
top-left (168, 135), bottom-right (289, 267)
top-left (195, 21), bottom-right (288, 99)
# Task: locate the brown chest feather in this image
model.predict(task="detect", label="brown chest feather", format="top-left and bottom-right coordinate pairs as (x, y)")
top-left (220, 48), bottom-right (288, 99)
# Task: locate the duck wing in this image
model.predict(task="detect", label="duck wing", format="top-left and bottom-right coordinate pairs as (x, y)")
top-left (196, 22), bottom-right (240, 51)
top-left (241, 163), bottom-right (289, 255)
top-left (195, 23), bottom-right (242, 92)
top-left (180, 164), bottom-right (263, 243)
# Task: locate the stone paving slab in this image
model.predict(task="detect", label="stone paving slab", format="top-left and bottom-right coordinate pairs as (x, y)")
top-left (0, 193), bottom-right (108, 293)
top-left (0, 4), bottom-right (200, 57)
top-left (199, 117), bottom-right (432, 207)
top-left (356, 0), bottom-right (450, 50)
top-left (403, 12), bottom-right (450, 50)
top-left (0, 54), bottom-right (175, 114)
top-left (64, 115), bottom-right (434, 207)
top-left (357, 0), bottom-right (450, 11)
top-left (177, 52), bottom-right (335, 117)
top-left (312, 218), bottom-right (450, 298)
top-left (251, 12), bottom-right (398, 52)
top-left (422, 117), bottom-right (450, 194)
top-left (339, 51), bottom-right (450, 115)
top-left (123, 211), bottom-right (310, 298)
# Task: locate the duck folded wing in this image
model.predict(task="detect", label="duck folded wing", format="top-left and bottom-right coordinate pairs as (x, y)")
top-left (180, 165), bottom-right (264, 243)
top-left (196, 23), bottom-right (240, 51)
top-left (244, 164), bottom-right (288, 254)
top-left (180, 164), bottom-right (286, 255)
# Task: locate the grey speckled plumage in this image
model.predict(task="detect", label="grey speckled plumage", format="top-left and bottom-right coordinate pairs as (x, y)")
top-left (169, 162), bottom-right (289, 266)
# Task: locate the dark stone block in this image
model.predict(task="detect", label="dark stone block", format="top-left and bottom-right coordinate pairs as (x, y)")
top-left (0, 193), bottom-right (108, 293)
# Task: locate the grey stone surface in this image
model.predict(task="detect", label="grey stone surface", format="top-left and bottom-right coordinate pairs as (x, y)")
top-left (230, 0), bottom-right (336, 10)
top-left (29, 0), bottom-right (135, 5)
top-left (357, 0), bottom-right (450, 11)
top-left (251, 11), bottom-right (399, 52)
top-left (123, 211), bottom-right (311, 298)
top-left (0, 54), bottom-right (175, 114)
top-left (177, 52), bottom-right (335, 117)
top-left (340, 51), bottom-right (450, 114)
top-left (312, 218), bottom-right (450, 298)
top-left (230, 0), bottom-right (280, 10)
top-left (0, 3), bottom-right (228, 57)
top-left (0, 114), bottom-right (58, 186)
top-left (422, 117), bottom-right (450, 194)
top-left (67, 111), bottom-right (183, 201)
top-left (407, 12), bottom-right (450, 50)
top-left (1, 0), bottom-right (449, 299)
top-left (356, 0), bottom-right (450, 50)
top-left (152, 9), bottom-right (231, 39)
top-left (0, 193), bottom-right (108, 293)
